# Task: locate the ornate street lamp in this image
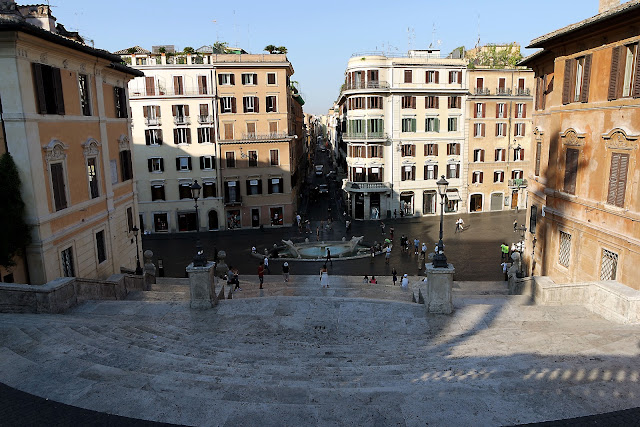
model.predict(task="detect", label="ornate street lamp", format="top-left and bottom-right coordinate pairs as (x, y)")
top-left (191, 180), bottom-right (207, 267)
top-left (433, 175), bottom-right (449, 268)
top-left (132, 225), bottom-right (143, 275)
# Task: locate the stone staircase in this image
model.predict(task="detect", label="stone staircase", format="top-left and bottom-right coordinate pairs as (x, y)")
top-left (2, 276), bottom-right (632, 426)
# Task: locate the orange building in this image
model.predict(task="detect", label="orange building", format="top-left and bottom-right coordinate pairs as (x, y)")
top-left (0, 2), bottom-right (143, 284)
top-left (521, 0), bottom-right (640, 290)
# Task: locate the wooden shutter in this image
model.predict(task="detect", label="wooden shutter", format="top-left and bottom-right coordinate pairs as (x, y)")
top-left (52, 67), bottom-right (65, 115)
top-left (434, 118), bottom-right (440, 132)
top-left (199, 156), bottom-right (204, 169)
top-left (404, 70), bottom-right (412, 83)
top-left (434, 144), bottom-right (438, 156)
top-left (231, 98), bottom-right (237, 113)
top-left (435, 97), bottom-right (439, 109)
top-left (481, 124), bottom-right (485, 137)
top-left (145, 76), bottom-right (155, 95)
top-left (449, 71), bottom-right (453, 84)
top-left (230, 74), bottom-right (235, 85)
top-left (564, 148), bottom-right (579, 194)
top-left (172, 105), bottom-right (177, 117)
top-left (173, 128), bottom-right (179, 144)
top-left (425, 97), bottom-right (429, 108)
top-left (173, 76), bottom-right (181, 95)
top-left (200, 104), bottom-right (208, 117)
top-left (197, 129), bottom-right (203, 144)
top-left (254, 97), bottom-right (259, 113)
top-left (447, 97), bottom-right (451, 108)
top-left (253, 73), bottom-right (258, 84)
top-left (608, 46), bottom-right (621, 100)
top-left (143, 106), bottom-right (149, 118)
top-left (155, 105), bottom-right (161, 117)
top-left (474, 103), bottom-right (478, 118)
top-left (580, 54), bottom-right (592, 103)
top-left (175, 157), bottom-right (180, 170)
top-left (160, 158), bottom-right (164, 171)
top-left (633, 47), bottom-right (640, 98)
top-left (523, 104), bottom-right (527, 118)
top-left (435, 71), bottom-right (440, 83)
top-left (157, 130), bottom-right (163, 145)
top-left (412, 96), bottom-right (416, 109)
top-left (480, 150), bottom-right (485, 161)
top-left (607, 153), bottom-right (629, 206)
top-left (521, 149), bottom-right (525, 161)
top-left (186, 156), bottom-right (192, 170)
top-left (458, 71), bottom-right (462, 84)
top-left (218, 74), bottom-right (223, 85)
top-left (50, 163), bottom-right (67, 211)
top-left (32, 63), bottom-right (47, 114)
top-left (481, 103), bottom-right (486, 118)
top-left (496, 103), bottom-right (500, 118)
top-left (184, 105), bottom-right (189, 116)
top-left (562, 59), bottom-right (573, 105)
top-left (148, 159), bottom-right (153, 172)
top-left (521, 124), bottom-right (526, 136)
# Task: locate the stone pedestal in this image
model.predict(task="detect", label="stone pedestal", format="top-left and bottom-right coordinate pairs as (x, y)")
top-left (143, 250), bottom-right (156, 291)
top-left (425, 263), bottom-right (455, 314)
top-left (186, 261), bottom-right (217, 309)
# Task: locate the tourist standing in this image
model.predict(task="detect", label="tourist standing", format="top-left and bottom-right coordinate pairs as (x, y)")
top-left (264, 256), bottom-right (271, 274)
top-left (320, 264), bottom-right (330, 288)
top-left (392, 268), bottom-right (398, 285)
top-left (385, 246), bottom-right (391, 264)
top-left (316, 227), bottom-right (320, 241)
top-left (501, 261), bottom-right (509, 281)
top-left (501, 243), bottom-right (509, 261)
top-left (389, 227), bottom-right (394, 240)
top-left (326, 248), bottom-right (332, 266)
top-left (421, 243), bottom-right (427, 260)
top-left (370, 246), bottom-right (375, 262)
top-left (414, 238), bottom-right (420, 255)
top-left (401, 274), bottom-right (409, 288)
top-left (228, 266), bottom-right (240, 291)
top-left (258, 261), bottom-right (265, 289)
top-left (380, 221), bottom-right (385, 235)
top-left (283, 262), bottom-right (290, 282)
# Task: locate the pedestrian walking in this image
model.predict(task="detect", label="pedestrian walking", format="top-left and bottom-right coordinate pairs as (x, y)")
top-left (345, 219), bottom-right (351, 233)
top-left (393, 209), bottom-right (397, 219)
top-left (421, 243), bottom-right (427, 259)
top-left (389, 227), bottom-right (394, 240)
top-left (326, 248), bottom-right (332, 266)
top-left (385, 246), bottom-right (391, 264)
top-left (401, 273), bottom-right (409, 288)
top-left (400, 235), bottom-right (407, 253)
top-left (370, 246), bottom-right (375, 262)
top-left (316, 226), bottom-right (320, 241)
top-left (258, 261), bottom-right (265, 289)
top-left (320, 264), bottom-right (330, 288)
top-left (264, 256), bottom-right (271, 274)
top-left (392, 268), bottom-right (398, 285)
top-left (501, 243), bottom-right (509, 261)
top-left (380, 221), bottom-right (385, 235)
top-left (501, 261), bottom-right (509, 281)
top-left (414, 238), bottom-right (420, 255)
top-left (283, 262), bottom-right (290, 282)
top-left (228, 266), bottom-right (240, 291)
top-left (455, 218), bottom-right (464, 233)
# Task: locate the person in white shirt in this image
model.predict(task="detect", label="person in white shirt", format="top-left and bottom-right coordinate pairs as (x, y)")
top-left (401, 274), bottom-right (409, 288)
top-left (263, 256), bottom-right (270, 274)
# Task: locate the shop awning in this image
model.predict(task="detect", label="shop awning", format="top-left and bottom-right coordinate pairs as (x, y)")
top-left (446, 191), bottom-right (461, 201)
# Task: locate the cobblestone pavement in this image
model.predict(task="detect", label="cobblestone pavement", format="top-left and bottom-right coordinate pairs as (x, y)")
top-left (1, 276), bottom-right (639, 426)
top-left (143, 210), bottom-right (527, 281)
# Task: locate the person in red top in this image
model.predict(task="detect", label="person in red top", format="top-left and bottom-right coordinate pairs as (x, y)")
top-left (258, 261), bottom-right (265, 289)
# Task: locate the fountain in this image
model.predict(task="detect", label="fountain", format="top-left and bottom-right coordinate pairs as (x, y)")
top-left (257, 237), bottom-right (372, 261)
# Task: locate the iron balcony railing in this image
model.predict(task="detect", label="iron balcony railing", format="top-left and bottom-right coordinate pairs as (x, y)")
top-left (508, 178), bottom-right (528, 188)
top-left (343, 181), bottom-right (392, 192)
top-left (197, 115), bottom-right (214, 124)
top-left (173, 116), bottom-right (191, 126)
top-left (343, 81), bottom-right (390, 91)
top-left (130, 87), bottom-right (211, 97)
top-left (145, 117), bottom-right (161, 126)
top-left (343, 132), bottom-right (388, 140)
top-left (224, 195), bottom-right (242, 206)
top-left (496, 88), bottom-right (512, 96)
top-left (474, 88), bottom-right (491, 95)
top-left (515, 88), bottom-right (531, 96)
top-left (220, 132), bottom-right (293, 142)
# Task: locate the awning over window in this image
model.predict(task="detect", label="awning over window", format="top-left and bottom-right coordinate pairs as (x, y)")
top-left (446, 190), bottom-right (461, 201)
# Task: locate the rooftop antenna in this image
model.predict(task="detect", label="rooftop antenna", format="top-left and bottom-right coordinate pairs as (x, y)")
top-left (476, 13), bottom-right (481, 48)
top-left (407, 27), bottom-right (415, 52)
top-left (212, 20), bottom-right (219, 42)
top-left (233, 9), bottom-right (238, 49)
top-left (430, 22), bottom-right (437, 48)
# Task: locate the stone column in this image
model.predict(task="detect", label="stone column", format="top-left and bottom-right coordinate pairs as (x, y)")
top-left (186, 261), bottom-right (217, 309)
top-left (425, 263), bottom-right (455, 314)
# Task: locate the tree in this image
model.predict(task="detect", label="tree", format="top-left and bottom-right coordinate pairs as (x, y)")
top-left (213, 41), bottom-right (229, 54)
top-left (264, 45), bottom-right (277, 54)
top-left (183, 46), bottom-right (195, 54)
top-left (276, 46), bottom-right (287, 54)
top-left (0, 153), bottom-right (31, 268)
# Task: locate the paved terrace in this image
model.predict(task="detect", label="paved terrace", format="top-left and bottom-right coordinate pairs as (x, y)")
top-left (0, 276), bottom-right (639, 426)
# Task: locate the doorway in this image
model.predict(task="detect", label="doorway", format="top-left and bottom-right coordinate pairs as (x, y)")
top-left (354, 193), bottom-right (364, 219)
top-left (370, 193), bottom-right (380, 219)
top-left (208, 210), bottom-right (219, 230)
top-left (511, 191), bottom-right (519, 209)
top-left (490, 193), bottom-right (503, 211)
top-left (470, 194), bottom-right (483, 212)
top-left (400, 192), bottom-right (414, 216)
top-left (251, 208), bottom-right (260, 227)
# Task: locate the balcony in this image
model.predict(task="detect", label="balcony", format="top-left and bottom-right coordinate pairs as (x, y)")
top-left (344, 80), bottom-right (390, 91)
top-left (220, 132), bottom-right (293, 143)
top-left (474, 88), bottom-right (491, 95)
top-left (508, 179), bottom-right (528, 188)
top-left (130, 87), bottom-right (210, 98)
top-left (496, 88), bottom-right (512, 96)
top-left (343, 132), bottom-right (388, 141)
top-left (197, 115), bottom-right (214, 124)
top-left (145, 117), bottom-right (161, 126)
top-left (224, 195), bottom-right (242, 206)
top-left (515, 88), bottom-right (531, 96)
top-left (173, 116), bottom-right (191, 126)
top-left (343, 181), bottom-right (391, 193)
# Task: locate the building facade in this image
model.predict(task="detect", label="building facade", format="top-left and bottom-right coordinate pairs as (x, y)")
top-left (116, 48), bottom-right (304, 232)
top-left (0, 1), bottom-right (143, 284)
top-left (522, 0), bottom-right (640, 290)
top-left (465, 68), bottom-right (534, 213)
top-left (338, 50), bottom-right (468, 220)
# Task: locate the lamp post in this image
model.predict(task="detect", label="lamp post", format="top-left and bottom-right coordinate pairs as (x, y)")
top-left (432, 175), bottom-right (449, 268)
top-left (191, 180), bottom-right (207, 267)
top-left (132, 225), bottom-right (143, 275)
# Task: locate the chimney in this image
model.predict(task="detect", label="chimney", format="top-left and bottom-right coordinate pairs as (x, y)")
top-left (600, 0), bottom-right (620, 13)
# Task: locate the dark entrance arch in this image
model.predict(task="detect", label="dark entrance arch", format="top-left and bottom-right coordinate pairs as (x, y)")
top-left (208, 210), bottom-right (219, 230)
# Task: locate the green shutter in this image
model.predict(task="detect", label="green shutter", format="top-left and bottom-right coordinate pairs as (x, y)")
top-left (412, 119), bottom-right (416, 132)
top-left (435, 118), bottom-right (440, 133)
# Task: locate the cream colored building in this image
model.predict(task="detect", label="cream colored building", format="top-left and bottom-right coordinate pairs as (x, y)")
top-left (337, 50), bottom-right (468, 220)
top-left (465, 68), bottom-right (534, 212)
top-left (117, 47), bottom-right (304, 231)
top-left (0, 1), bottom-right (142, 284)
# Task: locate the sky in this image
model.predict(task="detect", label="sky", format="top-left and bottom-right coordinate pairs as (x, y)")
top-left (52, 0), bottom-right (610, 115)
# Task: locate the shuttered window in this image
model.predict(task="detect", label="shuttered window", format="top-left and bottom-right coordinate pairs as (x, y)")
top-left (607, 152), bottom-right (629, 207)
top-left (404, 70), bottom-right (412, 83)
top-left (197, 75), bottom-right (208, 94)
top-left (535, 140), bottom-right (542, 176)
top-left (145, 76), bottom-right (155, 96)
top-left (563, 148), bottom-right (579, 195)
top-left (114, 87), bottom-right (127, 118)
top-left (32, 63), bottom-right (65, 115)
top-left (50, 162), bottom-right (67, 211)
top-left (562, 55), bottom-right (592, 104)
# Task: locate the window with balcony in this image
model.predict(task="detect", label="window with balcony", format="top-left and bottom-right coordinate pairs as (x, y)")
top-left (424, 164), bottom-right (438, 180)
top-left (401, 144), bottom-right (415, 157)
top-left (176, 156), bottom-right (192, 171)
top-left (246, 122), bottom-right (256, 138)
top-left (226, 152), bottom-right (236, 168)
top-left (172, 104), bottom-right (189, 124)
top-left (473, 149), bottom-right (485, 162)
top-left (348, 119), bottom-right (365, 135)
top-left (147, 157), bottom-right (164, 173)
top-left (447, 117), bottom-right (457, 132)
top-left (173, 128), bottom-right (191, 144)
top-left (498, 78), bottom-right (506, 94)
top-left (401, 165), bottom-right (416, 181)
top-left (447, 143), bottom-right (461, 156)
top-left (401, 118), bottom-right (416, 132)
top-left (512, 170), bottom-right (524, 180)
top-left (145, 129), bottom-right (163, 145)
top-left (196, 75), bottom-right (208, 94)
top-left (151, 185), bottom-right (165, 201)
top-left (266, 96), bottom-right (277, 112)
top-left (425, 117), bottom-right (440, 132)
top-left (218, 73), bottom-right (235, 85)
top-left (145, 76), bottom-right (155, 96)
top-left (448, 96), bottom-right (461, 109)
top-left (446, 163), bottom-right (460, 179)
top-left (172, 75), bottom-right (184, 95)
top-left (367, 118), bottom-right (383, 136)
top-left (243, 96), bottom-right (259, 113)
top-left (143, 105), bottom-right (161, 125)
top-left (426, 70), bottom-right (439, 83)
top-left (32, 63), bottom-right (65, 115)
top-left (401, 96), bottom-right (416, 109)
top-left (220, 96), bottom-right (236, 113)
top-left (200, 155), bottom-right (215, 170)
top-left (472, 171), bottom-right (484, 184)
top-left (198, 104), bottom-right (210, 123)
top-left (494, 171), bottom-right (504, 183)
top-left (425, 96), bottom-right (439, 109)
